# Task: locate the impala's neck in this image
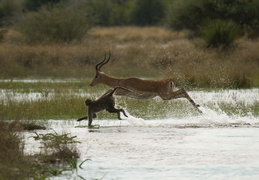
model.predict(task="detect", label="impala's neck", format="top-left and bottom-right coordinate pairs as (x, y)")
top-left (99, 73), bottom-right (124, 87)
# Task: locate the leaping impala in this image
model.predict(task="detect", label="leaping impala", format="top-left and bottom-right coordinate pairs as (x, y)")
top-left (89, 52), bottom-right (202, 113)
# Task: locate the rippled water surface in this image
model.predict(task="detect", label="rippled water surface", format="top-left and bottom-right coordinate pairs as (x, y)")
top-left (3, 87), bottom-right (258, 180)
top-left (24, 119), bottom-right (259, 180)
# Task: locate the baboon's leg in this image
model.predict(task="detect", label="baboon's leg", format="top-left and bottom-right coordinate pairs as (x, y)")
top-left (119, 109), bottom-right (128, 118)
top-left (88, 107), bottom-right (97, 127)
top-left (161, 88), bottom-right (202, 113)
top-left (107, 108), bottom-right (128, 120)
top-left (88, 109), bottom-right (94, 127)
top-left (93, 113), bottom-right (97, 118)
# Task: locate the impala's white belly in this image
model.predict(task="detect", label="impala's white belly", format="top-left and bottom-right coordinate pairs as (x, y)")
top-left (125, 92), bottom-right (157, 99)
top-left (115, 89), bottom-right (157, 99)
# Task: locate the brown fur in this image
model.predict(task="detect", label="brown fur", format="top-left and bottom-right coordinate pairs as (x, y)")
top-left (77, 87), bottom-right (128, 127)
top-left (90, 52), bottom-right (202, 113)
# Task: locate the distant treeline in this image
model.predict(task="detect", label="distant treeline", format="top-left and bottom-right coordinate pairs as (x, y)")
top-left (0, 0), bottom-right (259, 43)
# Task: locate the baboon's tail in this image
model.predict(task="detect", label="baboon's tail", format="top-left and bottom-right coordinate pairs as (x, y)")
top-left (77, 116), bottom-right (88, 121)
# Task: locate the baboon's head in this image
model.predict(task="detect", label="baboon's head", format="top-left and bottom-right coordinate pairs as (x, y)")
top-left (84, 99), bottom-right (93, 106)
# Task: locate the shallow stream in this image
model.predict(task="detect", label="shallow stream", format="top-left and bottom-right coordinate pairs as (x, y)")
top-left (2, 87), bottom-right (258, 179)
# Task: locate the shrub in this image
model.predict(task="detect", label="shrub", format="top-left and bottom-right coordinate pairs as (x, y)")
top-left (199, 19), bottom-right (241, 48)
top-left (109, 1), bottom-right (133, 26)
top-left (167, 0), bottom-right (259, 37)
top-left (0, 0), bottom-right (21, 26)
top-left (87, 0), bottom-right (133, 26)
top-left (32, 131), bottom-right (80, 162)
top-left (17, 4), bottom-right (95, 43)
top-left (23, 0), bottom-right (65, 11)
top-left (0, 121), bottom-right (82, 179)
top-left (130, 0), bottom-right (165, 26)
top-left (166, 0), bottom-right (203, 31)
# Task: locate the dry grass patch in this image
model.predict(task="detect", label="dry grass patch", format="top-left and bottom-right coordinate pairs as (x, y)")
top-left (0, 27), bottom-right (258, 87)
top-left (89, 26), bottom-right (189, 42)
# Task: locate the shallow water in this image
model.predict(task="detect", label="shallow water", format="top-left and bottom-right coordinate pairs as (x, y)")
top-left (78, 127), bottom-right (259, 180)
top-left (23, 114), bottom-right (259, 180)
top-left (4, 88), bottom-right (259, 179)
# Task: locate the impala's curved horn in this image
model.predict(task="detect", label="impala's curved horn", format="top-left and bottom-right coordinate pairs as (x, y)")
top-left (96, 51), bottom-right (111, 71)
top-left (95, 52), bottom-right (106, 71)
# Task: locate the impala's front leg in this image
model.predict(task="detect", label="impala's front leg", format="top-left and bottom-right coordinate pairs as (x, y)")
top-left (164, 88), bottom-right (202, 113)
top-left (177, 88), bottom-right (202, 113)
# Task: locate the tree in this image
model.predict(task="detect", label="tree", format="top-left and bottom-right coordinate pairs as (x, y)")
top-left (23, 0), bottom-right (65, 11)
top-left (0, 0), bottom-right (20, 26)
top-left (17, 4), bottom-right (95, 43)
top-left (167, 0), bottom-right (259, 37)
top-left (131, 0), bottom-right (165, 26)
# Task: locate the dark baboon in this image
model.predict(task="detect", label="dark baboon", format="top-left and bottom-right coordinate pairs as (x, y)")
top-left (77, 87), bottom-right (128, 127)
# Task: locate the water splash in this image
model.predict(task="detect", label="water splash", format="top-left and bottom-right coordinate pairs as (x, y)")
top-left (122, 110), bottom-right (146, 127)
top-left (121, 102), bottom-right (259, 128)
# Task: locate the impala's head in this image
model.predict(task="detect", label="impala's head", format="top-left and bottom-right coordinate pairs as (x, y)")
top-left (90, 52), bottom-right (111, 86)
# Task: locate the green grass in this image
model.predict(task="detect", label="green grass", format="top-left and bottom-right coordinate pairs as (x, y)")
top-left (0, 121), bottom-right (84, 180)
top-left (0, 80), bottom-right (201, 120)
top-left (0, 80), bottom-right (90, 91)
top-left (1, 81), bottom-right (258, 121)
top-left (218, 101), bottom-right (259, 117)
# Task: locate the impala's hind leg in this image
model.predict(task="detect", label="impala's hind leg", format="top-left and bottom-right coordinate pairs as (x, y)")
top-left (163, 88), bottom-right (202, 113)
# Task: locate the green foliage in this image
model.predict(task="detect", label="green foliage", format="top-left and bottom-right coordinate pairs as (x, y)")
top-left (84, 0), bottom-right (166, 26)
top-left (109, 1), bottom-right (133, 26)
top-left (130, 0), bottom-right (166, 26)
top-left (0, 30), bottom-right (4, 41)
top-left (17, 4), bottom-right (95, 43)
top-left (88, 0), bottom-right (133, 26)
top-left (32, 130), bottom-right (80, 161)
top-left (199, 19), bottom-right (241, 48)
top-left (0, 121), bottom-right (88, 180)
top-left (166, 0), bottom-right (204, 30)
top-left (88, 0), bottom-right (112, 26)
top-left (0, 0), bottom-right (258, 38)
top-left (0, 0), bottom-right (20, 26)
top-left (23, 0), bottom-right (65, 11)
top-left (167, 0), bottom-right (259, 37)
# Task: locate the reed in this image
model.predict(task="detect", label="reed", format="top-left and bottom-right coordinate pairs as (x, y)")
top-left (1, 81), bottom-right (258, 121)
top-left (0, 121), bottom-right (84, 179)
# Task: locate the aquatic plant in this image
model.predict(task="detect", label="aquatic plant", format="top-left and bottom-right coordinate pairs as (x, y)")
top-left (0, 120), bottom-right (89, 179)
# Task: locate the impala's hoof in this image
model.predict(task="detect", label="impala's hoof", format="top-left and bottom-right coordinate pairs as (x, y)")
top-left (197, 108), bottom-right (202, 114)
